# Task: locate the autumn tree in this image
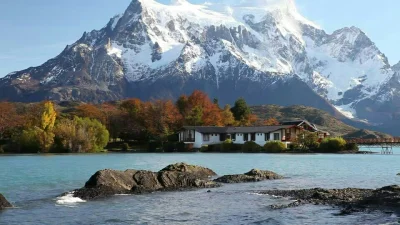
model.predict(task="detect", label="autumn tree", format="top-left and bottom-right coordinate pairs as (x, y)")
top-left (16, 101), bottom-right (57, 153)
top-left (119, 99), bottom-right (147, 141)
top-left (179, 90), bottom-right (223, 126)
top-left (262, 118), bottom-right (280, 126)
top-left (101, 103), bottom-right (123, 142)
top-left (37, 101), bottom-right (57, 152)
top-left (0, 102), bottom-right (24, 140)
top-left (221, 104), bottom-right (235, 126)
top-left (75, 104), bottom-right (106, 124)
top-left (144, 100), bottom-right (182, 144)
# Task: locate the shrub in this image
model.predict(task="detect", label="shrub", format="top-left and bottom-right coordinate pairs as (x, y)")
top-left (345, 143), bottom-right (359, 151)
top-left (264, 141), bottom-right (287, 153)
top-left (163, 142), bottom-right (176, 152)
top-left (319, 137), bottom-right (347, 152)
top-left (175, 142), bottom-right (194, 152)
top-left (17, 128), bottom-right (41, 153)
top-left (54, 117), bottom-right (109, 153)
top-left (288, 143), bottom-right (301, 151)
top-left (221, 139), bottom-right (233, 151)
top-left (148, 141), bottom-right (161, 152)
top-left (200, 145), bottom-right (208, 152)
top-left (296, 131), bottom-right (320, 150)
top-left (0, 145), bottom-right (4, 154)
top-left (242, 141), bottom-right (262, 152)
top-left (176, 142), bottom-right (186, 152)
top-left (122, 143), bottom-right (130, 151)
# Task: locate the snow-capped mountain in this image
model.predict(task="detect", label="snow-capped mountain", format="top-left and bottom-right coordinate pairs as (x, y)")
top-left (0, 0), bottom-right (398, 125)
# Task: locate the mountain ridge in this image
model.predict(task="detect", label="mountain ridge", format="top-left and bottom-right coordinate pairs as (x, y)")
top-left (1, 0), bottom-right (399, 134)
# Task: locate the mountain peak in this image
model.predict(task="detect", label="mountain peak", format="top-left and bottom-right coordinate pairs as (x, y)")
top-left (170, 0), bottom-right (190, 5)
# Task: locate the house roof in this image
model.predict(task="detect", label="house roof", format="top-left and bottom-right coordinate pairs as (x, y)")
top-left (182, 125), bottom-right (295, 134)
top-left (281, 120), bottom-right (319, 131)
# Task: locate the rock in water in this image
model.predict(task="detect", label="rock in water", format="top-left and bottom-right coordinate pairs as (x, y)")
top-left (214, 169), bottom-right (283, 183)
top-left (72, 163), bottom-right (219, 200)
top-left (260, 185), bottom-right (400, 215)
top-left (397, 173), bottom-right (400, 176)
top-left (0, 194), bottom-right (12, 210)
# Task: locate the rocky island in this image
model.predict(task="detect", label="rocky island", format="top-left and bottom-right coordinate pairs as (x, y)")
top-left (71, 163), bottom-right (220, 200)
top-left (0, 193), bottom-right (12, 210)
top-left (214, 169), bottom-right (283, 183)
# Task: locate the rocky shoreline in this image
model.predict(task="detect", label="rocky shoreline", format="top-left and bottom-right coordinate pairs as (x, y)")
top-left (260, 185), bottom-right (400, 215)
top-left (0, 193), bottom-right (12, 210)
top-left (69, 164), bottom-right (285, 200)
top-left (58, 162), bottom-right (400, 216)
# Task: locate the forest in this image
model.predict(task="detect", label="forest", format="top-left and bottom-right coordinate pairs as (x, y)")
top-left (0, 90), bottom-right (281, 153)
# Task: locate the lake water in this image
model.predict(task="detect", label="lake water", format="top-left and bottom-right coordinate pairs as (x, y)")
top-left (1, 149), bottom-right (400, 225)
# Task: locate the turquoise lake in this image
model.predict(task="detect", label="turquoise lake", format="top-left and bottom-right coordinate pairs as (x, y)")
top-left (1, 149), bottom-right (400, 224)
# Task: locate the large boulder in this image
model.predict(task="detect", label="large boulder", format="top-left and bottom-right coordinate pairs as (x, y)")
top-left (0, 194), bottom-right (12, 210)
top-left (214, 169), bottom-right (283, 183)
top-left (72, 163), bottom-right (219, 200)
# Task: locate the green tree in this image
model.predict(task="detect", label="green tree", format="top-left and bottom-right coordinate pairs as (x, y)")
top-left (319, 137), bottom-right (346, 152)
top-left (186, 106), bottom-right (203, 126)
top-left (296, 131), bottom-right (320, 150)
top-left (54, 117), bottom-right (109, 153)
top-left (231, 98), bottom-right (251, 122)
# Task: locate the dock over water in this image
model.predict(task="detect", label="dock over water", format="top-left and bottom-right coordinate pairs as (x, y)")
top-left (346, 138), bottom-right (398, 155)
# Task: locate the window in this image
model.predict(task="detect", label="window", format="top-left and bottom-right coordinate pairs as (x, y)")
top-left (232, 133), bottom-right (236, 140)
top-left (251, 133), bottom-right (256, 141)
top-left (203, 134), bottom-right (210, 142)
top-left (244, 133), bottom-right (249, 141)
top-left (274, 133), bottom-right (280, 141)
top-left (265, 133), bottom-right (270, 141)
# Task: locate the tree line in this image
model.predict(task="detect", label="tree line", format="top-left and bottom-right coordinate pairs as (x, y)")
top-left (0, 90), bottom-right (279, 153)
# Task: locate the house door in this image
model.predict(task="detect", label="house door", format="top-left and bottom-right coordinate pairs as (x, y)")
top-left (251, 133), bottom-right (256, 141)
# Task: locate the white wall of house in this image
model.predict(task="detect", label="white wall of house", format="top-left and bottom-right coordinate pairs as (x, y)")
top-left (180, 129), bottom-right (292, 149)
top-left (233, 133), bottom-right (245, 144)
top-left (255, 133), bottom-right (265, 146)
top-left (193, 131), bottom-right (203, 148)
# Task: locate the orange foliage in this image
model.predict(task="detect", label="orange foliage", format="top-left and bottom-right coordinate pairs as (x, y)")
top-left (75, 104), bottom-right (106, 124)
top-left (0, 102), bottom-right (24, 138)
top-left (181, 90), bottom-right (223, 126)
top-left (262, 118), bottom-right (280, 126)
top-left (144, 100), bottom-right (183, 139)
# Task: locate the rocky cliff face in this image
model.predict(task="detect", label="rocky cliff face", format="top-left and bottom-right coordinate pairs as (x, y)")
top-left (0, 0), bottom-right (399, 126)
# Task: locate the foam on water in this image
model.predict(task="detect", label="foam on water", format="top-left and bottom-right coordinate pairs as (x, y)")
top-left (55, 192), bottom-right (86, 205)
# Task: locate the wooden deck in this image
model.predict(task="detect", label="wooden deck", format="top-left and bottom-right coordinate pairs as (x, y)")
top-left (345, 138), bottom-right (398, 154)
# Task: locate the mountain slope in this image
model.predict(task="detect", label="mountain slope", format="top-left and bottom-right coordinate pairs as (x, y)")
top-left (251, 105), bottom-right (390, 137)
top-left (0, 0), bottom-right (399, 130)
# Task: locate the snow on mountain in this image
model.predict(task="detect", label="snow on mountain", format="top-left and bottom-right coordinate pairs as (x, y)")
top-left (0, 0), bottom-right (397, 123)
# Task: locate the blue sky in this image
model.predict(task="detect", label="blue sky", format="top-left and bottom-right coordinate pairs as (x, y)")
top-left (0, 0), bottom-right (399, 77)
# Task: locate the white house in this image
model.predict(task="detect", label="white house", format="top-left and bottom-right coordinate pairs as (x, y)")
top-left (178, 120), bottom-right (328, 148)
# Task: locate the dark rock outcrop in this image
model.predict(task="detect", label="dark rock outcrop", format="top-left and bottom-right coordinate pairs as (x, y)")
top-left (214, 169), bottom-right (283, 184)
top-left (260, 185), bottom-right (400, 215)
top-left (397, 173), bottom-right (400, 176)
top-left (0, 194), bottom-right (12, 210)
top-left (72, 163), bottom-right (219, 200)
